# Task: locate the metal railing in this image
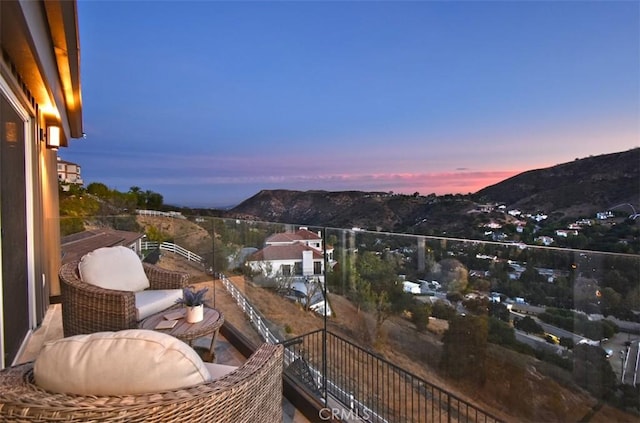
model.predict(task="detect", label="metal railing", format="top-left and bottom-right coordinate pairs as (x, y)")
top-left (220, 274), bottom-right (502, 422)
top-left (283, 329), bottom-right (503, 423)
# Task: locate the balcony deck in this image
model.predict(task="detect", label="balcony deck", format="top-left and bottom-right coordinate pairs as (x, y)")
top-left (16, 304), bottom-right (310, 423)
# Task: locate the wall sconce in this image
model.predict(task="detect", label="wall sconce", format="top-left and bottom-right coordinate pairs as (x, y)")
top-left (46, 125), bottom-right (60, 149)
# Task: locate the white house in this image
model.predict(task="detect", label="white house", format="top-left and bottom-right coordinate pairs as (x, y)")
top-left (247, 243), bottom-right (325, 280)
top-left (57, 157), bottom-right (83, 186)
top-left (535, 236), bottom-right (555, 246)
top-left (246, 227), bottom-right (333, 282)
top-left (402, 281), bottom-right (421, 295)
top-left (555, 229), bottom-right (578, 238)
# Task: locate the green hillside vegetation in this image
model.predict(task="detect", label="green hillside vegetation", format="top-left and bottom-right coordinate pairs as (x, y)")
top-left (59, 182), bottom-right (164, 236)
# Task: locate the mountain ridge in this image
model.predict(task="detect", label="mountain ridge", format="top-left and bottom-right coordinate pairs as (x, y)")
top-left (224, 149), bottom-right (639, 244)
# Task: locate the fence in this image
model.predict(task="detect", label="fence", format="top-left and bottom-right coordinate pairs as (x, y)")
top-left (136, 209), bottom-right (186, 219)
top-left (141, 241), bottom-right (204, 264)
top-left (220, 275), bottom-right (280, 344)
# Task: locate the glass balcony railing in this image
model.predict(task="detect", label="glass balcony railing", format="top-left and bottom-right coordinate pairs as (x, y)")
top-left (59, 213), bottom-right (640, 422)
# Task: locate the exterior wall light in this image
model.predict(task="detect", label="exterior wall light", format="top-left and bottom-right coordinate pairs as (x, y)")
top-left (46, 125), bottom-right (60, 149)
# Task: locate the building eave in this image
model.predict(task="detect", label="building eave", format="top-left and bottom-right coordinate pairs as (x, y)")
top-left (2, 0), bottom-right (83, 146)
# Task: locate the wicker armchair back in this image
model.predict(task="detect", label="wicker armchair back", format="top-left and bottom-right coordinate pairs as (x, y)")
top-left (0, 343), bottom-right (283, 422)
top-left (59, 260), bottom-right (190, 337)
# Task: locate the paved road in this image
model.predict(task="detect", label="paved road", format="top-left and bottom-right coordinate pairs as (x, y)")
top-left (509, 310), bottom-right (640, 385)
top-left (605, 333), bottom-right (640, 385)
top-left (620, 339), bottom-right (640, 385)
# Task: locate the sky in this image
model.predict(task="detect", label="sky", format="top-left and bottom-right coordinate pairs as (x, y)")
top-left (61, 0), bottom-right (640, 208)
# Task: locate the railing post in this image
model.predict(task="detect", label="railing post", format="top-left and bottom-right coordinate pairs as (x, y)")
top-left (322, 327), bottom-right (328, 403)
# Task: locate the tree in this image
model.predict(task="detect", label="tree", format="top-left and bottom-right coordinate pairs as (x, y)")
top-left (146, 191), bottom-right (163, 209)
top-left (514, 316), bottom-right (543, 334)
top-left (356, 251), bottom-right (409, 346)
top-left (438, 258), bottom-right (469, 293)
top-left (128, 187), bottom-right (163, 209)
top-left (410, 301), bottom-right (431, 332)
top-left (462, 296), bottom-right (489, 316)
top-left (86, 182), bottom-right (110, 198)
top-left (572, 344), bottom-right (616, 399)
top-left (488, 301), bottom-right (510, 321)
top-left (446, 291), bottom-right (463, 304)
top-left (488, 316), bottom-right (516, 346)
top-left (440, 315), bottom-right (488, 384)
top-left (431, 300), bottom-right (456, 321)
top-left (302, 277), bottom-right (323, 312)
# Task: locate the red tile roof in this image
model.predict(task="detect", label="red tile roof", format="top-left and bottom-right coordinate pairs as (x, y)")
top-left (248, 243), bottom-right (323, 261)
top-left (265, 228), bottom-right (321, 243)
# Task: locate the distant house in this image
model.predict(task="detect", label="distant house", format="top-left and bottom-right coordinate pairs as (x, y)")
top-left (247, 227), bottom-right (335, 316)
top-left (246, 227), bottom-right (334, 282)
top-left (535, 236), bottom-right (555, 246)
top-left (57, 158), bottom-right (83, 186)
top-left (484, 222), bottom-right (502, 229)
top-left (596, 211), bottom-right (614, 220)
top-left (492, 232), bottom-right (507, 241)
top-left (531, 213), bottom-right (548, 222)
top-left (555, 229), bottom-right (578, 238)
top-left (402, 281), bottom-right (421, 295)
top-left (477, 204), bottom-right (495, 212)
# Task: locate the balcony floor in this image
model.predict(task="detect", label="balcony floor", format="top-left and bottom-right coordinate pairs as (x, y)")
top-left (16, 304), bottom-right (309, 423)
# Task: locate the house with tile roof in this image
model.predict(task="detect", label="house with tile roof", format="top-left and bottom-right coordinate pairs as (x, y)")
top-left (246, 227), bottom-right (335, 316)
top-left (247, 227), bottom-right (332, 281)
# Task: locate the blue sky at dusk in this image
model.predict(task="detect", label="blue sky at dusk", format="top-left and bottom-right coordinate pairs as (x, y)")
top-left (61, 0), bottom-right (639, 208)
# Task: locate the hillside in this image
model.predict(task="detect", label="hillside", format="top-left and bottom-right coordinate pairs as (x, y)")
top-left (474, 148), bottom-right (640, 219)
top-left (226, 149), bottom-right (640, 238)
top-left (228, 189), bottom-right (456, 232)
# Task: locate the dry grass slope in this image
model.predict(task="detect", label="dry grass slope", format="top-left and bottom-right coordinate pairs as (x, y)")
top-left (149, 217), bottom-right (638, 422)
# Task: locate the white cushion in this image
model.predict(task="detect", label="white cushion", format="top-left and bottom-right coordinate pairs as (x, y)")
top-left (79, 246), bottom-right (149, 292)
top-left (135, 289), bottom-right (183, 320)
top-left (34, 329), bottom-right (212, 395)
top-left (203, 362), bottom-right (238, 380)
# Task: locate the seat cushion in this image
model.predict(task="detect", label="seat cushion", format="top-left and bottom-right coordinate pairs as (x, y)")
top-left (203, 362), bottom-right (238, 380)
top-left (34, 329), bottom-right (212, 395)
top-left (79, 246), bottom-right (150, 292)
top-left (135, 289), bottom-right (184, 320)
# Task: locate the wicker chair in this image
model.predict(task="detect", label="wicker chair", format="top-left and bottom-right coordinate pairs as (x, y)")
top-left (0, 343), bottom-right (283, 422)
top-left (59, 260), bottom-right (191, 337)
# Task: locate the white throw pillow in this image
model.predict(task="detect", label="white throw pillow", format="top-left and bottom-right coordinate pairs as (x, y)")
top-left (78, 246), bottom-right (150, 292)
top-left (34, 329), bottom-right (212, 395)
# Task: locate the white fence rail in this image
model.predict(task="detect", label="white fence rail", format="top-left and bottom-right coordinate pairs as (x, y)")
top-left (220, 276), bottom-right (280, 344)
top-left (136, 209), bottom-right (186, 219)
top-left (142, 241), bottom-right (204, 264)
